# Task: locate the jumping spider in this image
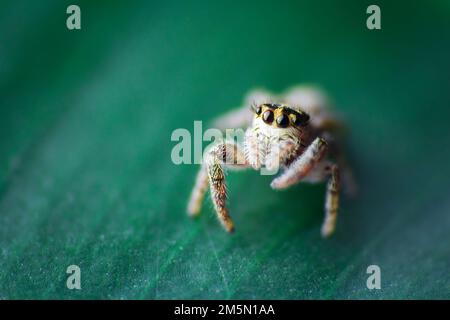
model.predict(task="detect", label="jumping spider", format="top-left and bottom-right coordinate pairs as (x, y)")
top-left (187, 86), bottom-right (355, 237)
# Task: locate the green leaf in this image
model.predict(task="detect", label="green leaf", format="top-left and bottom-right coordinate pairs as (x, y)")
top-left (0, 0), bottom-right (449, 299)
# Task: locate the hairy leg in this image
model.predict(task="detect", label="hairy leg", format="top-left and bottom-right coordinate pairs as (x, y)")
top-left (270, 137), bottom-right (328, 189)
top-left (187, 142), bottom-right (248, 232)
top-left (187, 165), bottom-right (209, 216)
top-left (206, 142), bottom-right (249, 232)
top-left (322, 164), bottom-right (340, 237)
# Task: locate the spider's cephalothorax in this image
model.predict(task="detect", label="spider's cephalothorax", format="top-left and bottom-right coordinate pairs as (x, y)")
top-left (187, 86), bottom-right (355, 237)
top-left (246, 103), bottom-right (311, 171)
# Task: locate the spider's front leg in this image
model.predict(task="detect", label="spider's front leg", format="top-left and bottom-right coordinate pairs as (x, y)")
top-left (270, 137), bottom-right (328, 189)
top-left (187, 142), bottom-right (248, 233)
top-left (270, 138), bottom-right (341, 237)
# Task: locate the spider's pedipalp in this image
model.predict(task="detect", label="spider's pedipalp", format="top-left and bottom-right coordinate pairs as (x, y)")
top-left (264, 137), bottom-right (299, 172)
top-left (244, 128), bottom-right (263, 170)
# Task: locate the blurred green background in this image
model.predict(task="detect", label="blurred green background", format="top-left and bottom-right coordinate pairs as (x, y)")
top-left (1, 0), bottom-right (449, 299)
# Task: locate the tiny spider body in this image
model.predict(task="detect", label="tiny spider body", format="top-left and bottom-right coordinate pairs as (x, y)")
top-left (187, 86), bottom-right (354, 237)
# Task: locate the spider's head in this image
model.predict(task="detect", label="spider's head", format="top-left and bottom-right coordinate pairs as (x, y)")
top-left (251, 103), bottom-right (310, 129)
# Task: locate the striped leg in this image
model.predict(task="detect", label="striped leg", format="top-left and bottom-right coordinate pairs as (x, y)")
top-left (188, 142), bottom-right (248, 233)
top-left (321, 164), bottom-right (340, 237)
top-left (207, 158), bottom-right (233, 232)
top-left (207, 142), bottom-right (249, 232)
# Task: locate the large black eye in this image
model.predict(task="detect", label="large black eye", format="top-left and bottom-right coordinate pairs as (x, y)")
top-left (262, 110), bottom-right (274, 124)
top-left (276, 114), bottom-right (289, 128)
top-left (293, 112), bottom-right (310, 126)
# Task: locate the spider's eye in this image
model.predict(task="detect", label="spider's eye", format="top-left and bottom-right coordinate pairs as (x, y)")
top-left (255, 106), bottom-right (262, 115)
top-left (293, 112), bottom-right (310, 126)
top-left (262, 110), bottom-right (274, 124)
top-left (276, 114), bottom-right (289, 128)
